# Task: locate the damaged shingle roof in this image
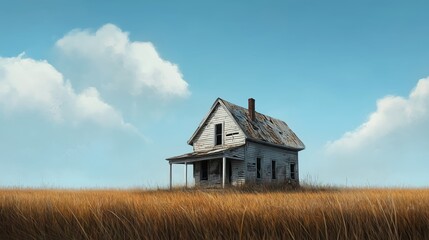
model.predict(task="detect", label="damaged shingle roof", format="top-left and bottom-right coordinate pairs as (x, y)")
top-left (188, 98), bottom-right (305, 151)
top-left (220, 98), bottom-right (305, 151)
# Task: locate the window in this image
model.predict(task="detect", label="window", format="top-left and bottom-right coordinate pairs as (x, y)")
top-left (272, 160), bottom-right (276, 179)
top-left (201, 161), bottom-right (208, 180)
top-left (215, 124), bottom-right (223, 145)
top-left (256, 158), bottom-right (261, 179)
top-left (290, 163), bottom-right (296, 180)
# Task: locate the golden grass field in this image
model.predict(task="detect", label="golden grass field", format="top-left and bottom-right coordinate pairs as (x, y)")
top-left (1, 187), bottom-right (429, 239)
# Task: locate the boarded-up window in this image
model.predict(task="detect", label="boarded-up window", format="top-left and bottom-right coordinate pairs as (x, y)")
top-left (290, 163), bottom-right (296, 180)
top-left (272, 160), bottom-right (276, 179)
top-left (256, 158), bottom-right (261, 179)
top-left (201, 161), bottom-right (208, 180)
top-left (215, 124), bottom-right (222, 145)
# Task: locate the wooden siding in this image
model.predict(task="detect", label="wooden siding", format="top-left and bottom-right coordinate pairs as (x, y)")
top-left (231, 160), bottom-right (246, 186)
top-left (192, 103), bottom-right (245, 152)
top-left (191, 142), bottom-right (300, 187)
top-left (244, 141), bottom-right (299, 184)
top-left (225, 146), bottom-right (245, 160)
top-left (194, 160), bottom-right (221, 187)
top-left (193, 159), bottom-right (245, 187)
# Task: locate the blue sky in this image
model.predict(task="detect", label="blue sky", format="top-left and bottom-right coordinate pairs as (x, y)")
top-left (1, 0), bottom-right (429, 188)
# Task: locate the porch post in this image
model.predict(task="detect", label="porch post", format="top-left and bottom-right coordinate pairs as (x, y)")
top-left (222, 156), bottom-right (226, 188)
top-left (184, 161), bottom-right (188, 188)
top-left (169, 162), bottom-right (172, 190)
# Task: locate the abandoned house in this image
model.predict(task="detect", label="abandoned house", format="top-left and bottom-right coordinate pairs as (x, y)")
top-left (166, 98), bottom-right (305, 188)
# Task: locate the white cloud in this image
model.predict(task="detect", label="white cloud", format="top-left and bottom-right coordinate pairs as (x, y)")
top-left (55, 23), bottom-right (190, 98)
top-left (326, 78), bottom-right (429, 153)
top-left (322, 77), bottom-right (429, 186)
top-left (0, 54), bottom-right (134, 130)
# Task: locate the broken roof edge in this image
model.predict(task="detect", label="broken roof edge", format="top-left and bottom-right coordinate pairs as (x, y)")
top-left (187, 98), bottom-right (249, 145)
top-left (221, 98), bottom-right (305, 150)
top-left (246, 138), bottom-right (305, 151)
top-left (166, 144), bottom-right (246, 162)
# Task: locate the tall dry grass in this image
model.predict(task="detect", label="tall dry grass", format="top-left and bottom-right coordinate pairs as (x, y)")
top-left (1, 187), bottom-right (429, 239)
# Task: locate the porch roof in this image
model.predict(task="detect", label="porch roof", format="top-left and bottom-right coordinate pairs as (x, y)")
top-left (166, 144), bottom-right (245, 164)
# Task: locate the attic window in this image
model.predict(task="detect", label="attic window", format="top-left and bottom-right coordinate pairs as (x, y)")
top-left (215, 123), bottom-right (223, 145)
top-left (226, 132), bottom-right (239, 137)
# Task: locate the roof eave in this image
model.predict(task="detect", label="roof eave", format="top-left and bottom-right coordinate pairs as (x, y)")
top-left (166, 144), bottom-right (246, 162)
top-left (187, 98), bottom-right (222, 145)
top-left (166, 153), bottom-right (224, 162)
top-left (246, 138), bottom-right (305, 152)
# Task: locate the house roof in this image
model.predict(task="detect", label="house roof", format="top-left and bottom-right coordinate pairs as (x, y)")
top-left (167, 144), bottom-right (245, 163)
top-left (188, 98), bottom-right (305, 151)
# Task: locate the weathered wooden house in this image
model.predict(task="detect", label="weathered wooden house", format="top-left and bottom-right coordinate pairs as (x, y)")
top-left (166, 98), bottom-right (305, 188)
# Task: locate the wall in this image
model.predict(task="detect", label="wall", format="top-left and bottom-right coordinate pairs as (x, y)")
top-left (193, 158), bottom-right (245, 187)
top-left (192, 141), bottom-right (299, 187)
top-left (192, 103), bottom-right (245, 152)
top-left (230, 160), bottom-right (246, 185)
top-left (244, 141), bottom-right (299, 184)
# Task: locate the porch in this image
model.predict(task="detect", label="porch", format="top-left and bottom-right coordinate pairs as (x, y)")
top-left (166, 146), bottom-right (245, 189)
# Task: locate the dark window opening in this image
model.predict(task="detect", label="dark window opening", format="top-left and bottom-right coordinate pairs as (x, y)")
top-left (201, 161), bottom-right (208, 180)
top-left (272, 161), bottom-right (276, 179)
top-left (256, 158), bottom-right (261, 179)
top-left (226, 132), bottom-right (239, 136)
top-left (290, 163), bottom-right (296, 180)
top-left (215, 124), bottom-right (222, 145)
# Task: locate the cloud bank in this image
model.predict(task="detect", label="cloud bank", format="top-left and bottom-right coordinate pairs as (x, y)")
top-left (55, 24), bottom-right (190, 98)
top-left (323, 77), bottom-right (429, 186)
top-left (0, 55), bottom-right (133, 130)
top-left (0, 23), bottom-right (189, 187)
top-left (0, 24), bottom-right (189, 132)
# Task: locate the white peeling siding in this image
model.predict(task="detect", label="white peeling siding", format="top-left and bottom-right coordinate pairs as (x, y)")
top-left (193, 159), bottom-right (245, 187)
top-left (193, 104), bottom-right (245, 152)
top-left (244, 141), bottom-right (299, 184)
top-left (193, 162), bottom-right (200, 184)
top-left (194, 160), bottom-right (219, 187)
top-left (193, 159), bottom-right (223, 187)
top-left (231, 160), bottom-right (245, 186)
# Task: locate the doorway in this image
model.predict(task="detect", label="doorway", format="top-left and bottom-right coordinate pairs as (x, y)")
top-left (228, 160), bottom-right (232, 183)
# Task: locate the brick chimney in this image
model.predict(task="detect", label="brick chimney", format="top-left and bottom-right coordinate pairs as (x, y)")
top-left (248, 98), bottom-right (255, 121)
